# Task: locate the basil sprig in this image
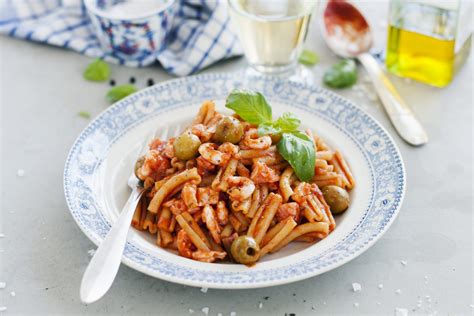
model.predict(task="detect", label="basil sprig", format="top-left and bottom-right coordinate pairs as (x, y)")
top-left (106, 84), bottom-right (138, 103)
top-left (83, 58), bottom-right (110, 82)
top-left (225, 89), bottom-right (315, 182)
top-left (323, 59), bottom-right (358, 89)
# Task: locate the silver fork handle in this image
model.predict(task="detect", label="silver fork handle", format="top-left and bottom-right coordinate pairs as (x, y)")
top-left (80, 187), bottom-right (144, 304)
top-left (358, 53), bottom-right (428, 146)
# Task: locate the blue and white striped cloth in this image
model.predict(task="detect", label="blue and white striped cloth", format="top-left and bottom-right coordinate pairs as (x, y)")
top-left (0, 0), bottom-right (243, 76)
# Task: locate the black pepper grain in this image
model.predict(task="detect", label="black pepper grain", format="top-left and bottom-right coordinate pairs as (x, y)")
top-left (129, 76), bottom-right (136, 84)
top-left (147, 78), bottom-right (155, 86)
top-left (109, 79), bottom-right (116, 86)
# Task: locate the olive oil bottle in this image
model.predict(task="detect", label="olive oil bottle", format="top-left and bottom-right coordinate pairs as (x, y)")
top-left (386, 0), bottom-right (472, 87)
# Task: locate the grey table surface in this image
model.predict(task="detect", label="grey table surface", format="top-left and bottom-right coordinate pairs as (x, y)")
top-left (0, 3), bottom-right (473, 315)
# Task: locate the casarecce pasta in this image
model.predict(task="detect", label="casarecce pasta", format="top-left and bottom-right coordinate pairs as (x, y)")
top-left (131, 99), bottom-right (355, 265)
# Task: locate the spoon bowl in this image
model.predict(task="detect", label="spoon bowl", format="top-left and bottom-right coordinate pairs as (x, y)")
top-left (322, 0), bottom-right (372, 57)
top-left (320, 0), bottom-right (428, 146)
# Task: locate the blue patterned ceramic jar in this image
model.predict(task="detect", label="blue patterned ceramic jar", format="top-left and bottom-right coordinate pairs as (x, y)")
top-left (84, 0), bottom-right (175, 66)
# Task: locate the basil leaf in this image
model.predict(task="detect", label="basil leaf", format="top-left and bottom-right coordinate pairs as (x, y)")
top-left (274, 112), bottom-right (300, 132)
top-left (106, 84), bottom-right (138, 103)
top-left (323, 59), bottom-right (358, 88)
top-left (258, 112), bottom-right (300, 136)
top-left (78, 111), bottom-right (91, 119)
top-left (277, 131), bottom-right (315, 182)
top-left (298, 49), bottom-right (319, 66)
top-left (225, 89), bottom-right (272, 125)
top-left (258, 122), bottom-right (281, 136)
top-left (83, 59), bottom-right (110, 82)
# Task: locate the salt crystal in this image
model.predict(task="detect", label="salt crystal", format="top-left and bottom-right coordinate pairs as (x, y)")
top-left (217, 313), bottom-right (223, 316)
top-left (378, 284), bottom-right (384, 289)
top-left (395, 289), bottom-right (402, 295)
top-left (376, 302), bottom-right (381, 306)
top-left (470, 304), bottom-right (474, 308)
top-left (42, 237), bottom-right (47, 240)
top-left (0, 282), bottom-right (6, 289)
top-left (10, 291), bottom-right (15, 297)
top-left (0, 233), bottom-right (4, 238)
top-left (323, 302), bottom-right (327, 305)
top-left (416, 303), bottom-right (421, 308)
top-left (200, 287), bottom-right (208, 293)
top-left (424, 276), bottom-right (428, 280)
top-left (87, 249), bottom-right (96, 257)
top-left (0, 307), bottom-right (7, 312)
top-left (395, 307), bottom-right (408, 316)
top-left (258, 302), bottom-right (263, 309)
top-left (352, 282), bottom-right (362, 292)
top-left (353, 302), bottom-right (359, 307)
top-left (201, 307), bottom-right (209, 315)
top-left (230, 312), bottom-right (237, 316)
top-left (17, 169), bottom-right (25, 177)
top-left (188, 309), bottom-right (194, 314)
top-left (400, 260), bottom-right (407, 266)
top-left (425, 295), bottom-right (430, 300)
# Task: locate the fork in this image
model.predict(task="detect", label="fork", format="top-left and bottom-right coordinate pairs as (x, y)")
top-left (79, 125), bottom-right (182, 304)
top-left (80, 171), bottom-right (145, 304)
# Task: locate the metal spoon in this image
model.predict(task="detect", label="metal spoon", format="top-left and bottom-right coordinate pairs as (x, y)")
top-left (321, 0), bottom-right (428, 146)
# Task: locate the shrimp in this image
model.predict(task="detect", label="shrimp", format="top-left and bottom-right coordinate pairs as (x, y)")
top-left (226, 176), bottom-right (256, 201)
top-left (181, 183), bottom-right (198, 210)
top-left (191, 250), bottom-right (226, 263)
top-left (202, 205), bottom-right (221, 244)
top-left (137, 150), bottom-right (170, 180)
top-left (198, 143), bottom-right (231, 166)
top-left (191, 124), bottom-right (213, 142)
top-left (218, 142), bottom-right (239, 156)
top-left (148, 138), bottom-right (166, 151)
top-left (241, 129), bottom-right (272, 150)
top-left (250, 161), bottom-right (280, 184)
top-left (216, 200), bottom-right (229, 226)
top-left (177, 229), bottom-right (195, 259)
top-left (197, 187), bottom-right (219, 206)
top-left (276, 202), bottom-right (300, 223)
top-left (196, 156), bottom-right (216, 175)
top-left (163, 138), bottom-right (175, 158)
top-left (163, 198), bottom-right (187, 216)
top-left (236, 161), bottom-right (250, 178)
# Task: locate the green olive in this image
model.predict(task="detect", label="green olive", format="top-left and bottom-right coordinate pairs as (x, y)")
top-left (213, 116), bottom-right (244, 144)
top-left (322, 185), bottom-right (350, 214)
top-left (134, 156), bottom-right (145, 179)
top-left (174, 132), bottom-right (201, 160)
top-left (230, 235), bottom-right (260, 264)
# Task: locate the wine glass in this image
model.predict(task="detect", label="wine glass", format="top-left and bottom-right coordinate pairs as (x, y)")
top-left (228, 0), bottom-right (317, 84)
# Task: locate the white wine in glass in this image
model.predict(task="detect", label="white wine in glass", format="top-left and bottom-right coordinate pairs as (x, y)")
top-left (229, 0), bottom-right (316, 77)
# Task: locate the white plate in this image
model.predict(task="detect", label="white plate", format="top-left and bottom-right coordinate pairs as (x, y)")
top-left (64, 73), bottom-right (405, 289)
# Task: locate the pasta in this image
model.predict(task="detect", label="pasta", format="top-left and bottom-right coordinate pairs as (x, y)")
top-left (132, 100), bottom-right (355, 264)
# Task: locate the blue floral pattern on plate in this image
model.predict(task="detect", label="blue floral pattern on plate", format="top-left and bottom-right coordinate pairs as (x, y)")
top-left (64, 73), bottom-right (405, 288)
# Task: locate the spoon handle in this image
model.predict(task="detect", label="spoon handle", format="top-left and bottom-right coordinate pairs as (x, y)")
top-left (80, 187), bottom-right (143, 304)
top-left (358, 53), bottom-right (428, 146)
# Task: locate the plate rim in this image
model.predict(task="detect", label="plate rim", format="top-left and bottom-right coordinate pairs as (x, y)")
top-left (64, 72), bottom-right (406, 289)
